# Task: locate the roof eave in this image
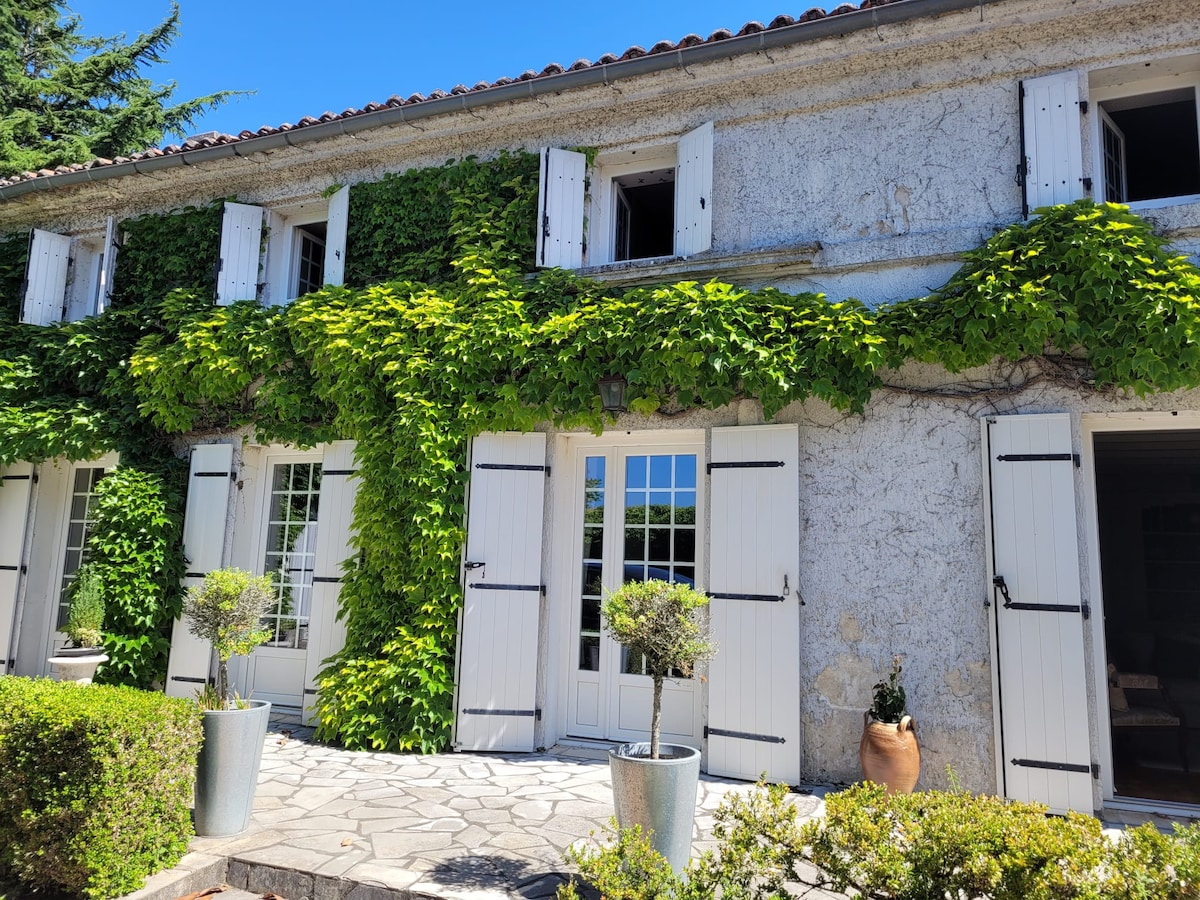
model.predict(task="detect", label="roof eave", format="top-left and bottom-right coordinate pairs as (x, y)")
top-left (0, 0), bottom-right (1007, 202)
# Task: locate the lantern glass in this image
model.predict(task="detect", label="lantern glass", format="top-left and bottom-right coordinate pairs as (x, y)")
top-left (598, 375), bottom-right (627, 412)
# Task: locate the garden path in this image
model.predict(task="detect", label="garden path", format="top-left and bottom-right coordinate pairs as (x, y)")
top-left (128, 712), bottom-right (847, 900)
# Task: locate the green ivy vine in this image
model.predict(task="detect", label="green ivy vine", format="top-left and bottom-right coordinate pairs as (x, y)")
top-left (3, 142), bottom-right (1199, 754)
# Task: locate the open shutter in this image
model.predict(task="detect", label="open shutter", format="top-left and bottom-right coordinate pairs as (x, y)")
top-left (536, 148), bottom-right (586, 269)
top-left (707, 424), bottom-right (801, 784)
top-left (165, 444), bottom-right (234, 698)
top-left (1021, 72), bottom-right (1085, 214)
top-left (22, 229), bottom-right (71, 325)
top-left (324, 186), bottom-right (350, 288)
top-left (986, 413), bottom-right (1092, 814)
top-left (96, 216), bottom-right (119, 315)
top-left (302, 440), bottom-right (358, 725)
top-left (0, 463), bottom-right (35, 675)
top-left (454, 432), bottom-right (547, 751)
top-left (216, 202), bottom-right (264, 305)
top-left (675, 121), bottom-right (714, 257)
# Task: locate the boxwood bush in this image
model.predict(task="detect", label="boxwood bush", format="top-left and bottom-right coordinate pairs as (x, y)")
top-left (0, 677), bottom-right (203, 899)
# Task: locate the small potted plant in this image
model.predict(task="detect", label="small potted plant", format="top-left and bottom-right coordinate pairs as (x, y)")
top-left (859, 654), bottom-right (920, 794)
top-left (184, 567), bottom-right (275, 836)
top-left (48, 566), bottom-right (108, 683)
top-left (602, 579), bottom-right (717, 873)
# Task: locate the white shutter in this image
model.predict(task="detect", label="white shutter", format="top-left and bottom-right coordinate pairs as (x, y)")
top-left (454, 432), bottom-right (547, 751)
top-left (986, 413), bottom-right (1092, 814)
top-left (324, 186), bottom-right (350, 288)
top-left (0, 463), bottom-right (35, 674)
top-left (302, 440), bottom-right (358, 725)
top-left (165, 443), bottom-right (234, 698)
top-left (675, 121), bottom-right (714, 257)
top-left (707, 424), bottom-right (801, 784)
top-left (96, 216), bottom-right (119, 315)
top-left (1022, 72), bottom-right (1085, 212)
top-left (216, 202), bottom-right (264, 305)
top-left (22, 229), bottom-right (71, 325)
top-left (536, 149), bottom-right (586, 269)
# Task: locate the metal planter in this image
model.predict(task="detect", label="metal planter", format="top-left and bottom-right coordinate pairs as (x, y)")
top-left (194, 699), bottom-right (271, 836)
top-left (608, 742), bottom-right (701, 873)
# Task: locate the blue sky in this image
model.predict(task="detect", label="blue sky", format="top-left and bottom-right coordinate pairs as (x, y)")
top-left (69, 1), bottom-right (833, 141)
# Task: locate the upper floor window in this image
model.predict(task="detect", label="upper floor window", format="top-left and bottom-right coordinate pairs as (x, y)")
top-left (536, 122), bottom-right (714, 269)
top-left (20, 218), bottom-right (119, 325)
top-left (1090, 61), bottom-right (1200, 208)
top-left (216, 187), bottom-right (348, 306)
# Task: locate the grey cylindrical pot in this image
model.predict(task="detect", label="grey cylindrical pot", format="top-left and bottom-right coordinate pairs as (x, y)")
top-left (194, 700), bottom-right (271, 836)
top-left (609, 742), bottom-right (701, 873)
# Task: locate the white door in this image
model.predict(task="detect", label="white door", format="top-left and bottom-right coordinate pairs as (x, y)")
top-left (986, 413), bottom-right (1093, 814)
top-left (239, 454), bottom-right (323, 709)
top-left (707, 424), bottom-right (802, 784)
top-left (566, 442), bottom-right (703, 747)
top-left (42, 457), bottom-right (116, 666)
top-left (455, 433), bottom-right (548, 751)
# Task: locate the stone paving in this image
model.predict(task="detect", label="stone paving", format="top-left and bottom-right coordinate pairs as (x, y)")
top-left (131, 714), bottom-right (845, 900)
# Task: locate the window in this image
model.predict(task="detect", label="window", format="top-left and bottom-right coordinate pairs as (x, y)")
top-left (536, 122), bottom-right (714, 269)
top-left (217, 186), bottom-right (348, 307)
top-left (56, 465), bottom-right (106, 628)
top-left (1099, 89), bottom-right (1200, 204)
top-left (1089, 60), bottom-right (1200, 207)
top-left (21, 218), bottom-right (119, 325)
top-left (260, 461), bottom-right (321, 649)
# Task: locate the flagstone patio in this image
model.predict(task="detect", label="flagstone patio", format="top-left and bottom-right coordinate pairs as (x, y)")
top-left (128, 713), bottom-right (845, 900)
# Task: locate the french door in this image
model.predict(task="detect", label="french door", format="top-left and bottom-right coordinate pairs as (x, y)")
top-left (566, 440), bottom-right (704, 745)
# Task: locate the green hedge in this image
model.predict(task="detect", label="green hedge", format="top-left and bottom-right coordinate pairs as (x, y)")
top-left (0, 677), bottom-right (202, 899)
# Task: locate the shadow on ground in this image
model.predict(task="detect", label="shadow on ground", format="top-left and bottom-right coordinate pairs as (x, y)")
top-left (424, 855), bottom-right (595, 899)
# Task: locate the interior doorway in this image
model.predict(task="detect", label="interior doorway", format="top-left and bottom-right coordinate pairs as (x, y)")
top-left (1095, 430), bottom-right (1200, 803)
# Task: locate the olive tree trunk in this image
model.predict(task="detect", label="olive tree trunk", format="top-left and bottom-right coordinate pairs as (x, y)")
top-left (651, 673), bottom-right (664, 759)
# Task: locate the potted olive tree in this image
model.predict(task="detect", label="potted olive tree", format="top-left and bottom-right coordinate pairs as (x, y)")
top-left (47, 566), bottom-right (108, 683)
top-left (859, 655), bottom-right (920, 794)
top-left (602, 579), bottom-right (717, 873)
top-left (185, 567), bottom-right (275, 836)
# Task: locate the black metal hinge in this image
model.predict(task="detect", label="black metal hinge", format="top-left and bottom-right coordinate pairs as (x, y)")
top-left (705, 726), bottom-right (785, 745)
top-left (707, 460), bottom-right (784, 473)
top-left (1012, 758), bottom-right (1091, 774)
top-left (993, 575), bottom-right (1088, 618)
top-left (476, 463), bottom-right (550, 477)
top-left (707, 591), bottom-right (784, 603)
top-left (468, 583), bottom-right (546, 596)
top-left (996, 452), bottom-right (1080, 468)
top-left (463, 707), bottom-right (541, 720)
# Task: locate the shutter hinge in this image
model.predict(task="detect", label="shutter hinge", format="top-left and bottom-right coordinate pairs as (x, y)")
top-left (1082, 177), bottom-right (1093, 193)
top-left (1079, 100), bottom-right (1088, 115)
top-left (542, 213), bottom-right (550, 239)
top-left (1082, 602), bottom-right (1091, 620)
top-left (1091, 762), bottom-right (1100, 779)
top-left (1015, 159), bottom-right (1027, 188)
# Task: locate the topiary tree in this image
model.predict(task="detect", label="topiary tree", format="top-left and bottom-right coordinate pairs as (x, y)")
top-left (183, 567), bottom-right (273, 707)
top-left (64, 565), bottom-right (105, 649)
top-left (602, 579), bottom-right (716, 759)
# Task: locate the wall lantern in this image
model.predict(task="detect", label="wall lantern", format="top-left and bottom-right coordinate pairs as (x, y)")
top-left (598, 374), bottom-right (627, 413)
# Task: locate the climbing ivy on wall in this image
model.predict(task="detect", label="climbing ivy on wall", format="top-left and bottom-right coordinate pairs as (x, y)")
top-left (3, 146), bottom-right (1200, 753)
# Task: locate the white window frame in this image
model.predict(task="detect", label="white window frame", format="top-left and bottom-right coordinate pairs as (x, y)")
top-left (1089, 69), bottom-right (1200, 210)
top-left (589, 145), bottom-right (680, 267)
top-left (261, 187), bottom-right (349, 306)
top-left (21, 220), bottom-right (118, 325)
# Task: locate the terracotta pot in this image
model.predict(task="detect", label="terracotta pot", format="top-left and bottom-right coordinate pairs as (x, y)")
top-left (859, 711), bottom-right (920, 794)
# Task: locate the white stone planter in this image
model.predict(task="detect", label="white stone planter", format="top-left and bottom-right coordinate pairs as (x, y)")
top-left (48, 649), bottom-right (108, 684)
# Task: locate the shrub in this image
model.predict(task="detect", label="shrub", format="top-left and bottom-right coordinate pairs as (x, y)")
top-left (560, 781), bottom-right (1200, 900)
top-left (184, 567), bottom-right (274, 705)
top-left (64, 565), bottom-right (106, 648)
top-left (0, 677), bottom-right (202, 899)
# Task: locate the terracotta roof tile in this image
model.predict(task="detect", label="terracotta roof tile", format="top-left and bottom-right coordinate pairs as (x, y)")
top-left (1, 0), bottom-right (917, 189)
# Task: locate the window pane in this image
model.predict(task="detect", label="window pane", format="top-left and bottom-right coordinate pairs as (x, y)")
top-left (649, 455), bottom-right (672, 488)
top-left (626, 491), bottom-right (647, 524)
top-left (648, 528), bottom-right (670, 561)
top-left (580, 635), bottom-right (600, 671)
top-left (676, 455), bottom-right (696, 489)
top-left (582, 526), bottom-right (604, 560)
top-left (624, 527), bottom-right (646, 561)
top-left (675, 528), bottom-right (695, 563)
top-left (626, 455), bottom-right (647, 489)
top-left (648, 492), bottom-right (671, 524)
top-left (581, 597), bottom-right (601, 632)
top-left (675, 492), bottom-right (696, 525)
top-left (583, 562), bottom-right (603, 596)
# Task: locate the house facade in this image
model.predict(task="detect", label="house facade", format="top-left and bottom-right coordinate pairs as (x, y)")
top-left (2, 0), bottom-right (1200, 817)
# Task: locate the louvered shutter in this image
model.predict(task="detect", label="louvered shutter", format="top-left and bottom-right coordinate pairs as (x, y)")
top-left (536, 149), bottom-right (586, 269)
top-left (675, 121), bottom-right (714, 257)
top-left (1022, 72), bottom-right (1085, 213)
top-left (165, 444), bottom-right (234, 698)
top-left (216, 202), bottom-right (264, 305)
top-left (96, 216), bottom-right (119, 315)
top-left (454, 433), bottom-right (547, 751)
top-left (707, 424), bottom-right (802, 784)
top-left (324, 186), bottom-right (350, 287)
top-left (0, 463), bottom-right (35, 674)
top-left (986, 413), bottom-right (1092, 814)
top-left (302, 441), bottom-right (358, 726)
top-left (22, 229), bottom-right (71, 325)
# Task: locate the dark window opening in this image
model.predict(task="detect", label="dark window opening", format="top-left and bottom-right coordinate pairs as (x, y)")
top-left (295, 222), bottom-right (327, 296)
top-left (1095, 430), bottom-right (1200, 804)
top-left (1102, 89), bottom-right (1200, 203)
top-left (613, 169), bottom-right (674, 262)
